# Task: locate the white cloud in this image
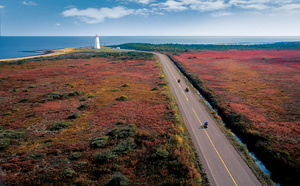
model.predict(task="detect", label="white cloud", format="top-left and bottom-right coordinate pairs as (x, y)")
top-left (276, 3), bottom-right (300, 11)
top-left (158, 0), bottom-right (188, 11)
top-left (272, 3), bottom-right (300, 15)
top-left (0, 5), bottom-right (5, 9)
top-left (210, 11), bottom-right (233, 17)
top-left (62, 6), bottom-right (145, 24)
top-left (22, 1), bottom-right (37, 6)
top-left (189, 0), bottom-right (229, 11)
top-left (154, 0), bottom-right (229, 12)
top-left (128, 0), bottom-right (155, 4)
top-left (238, 4), bottom-right (269, 10)
top-left (55, 23), bottom-right (61, 26)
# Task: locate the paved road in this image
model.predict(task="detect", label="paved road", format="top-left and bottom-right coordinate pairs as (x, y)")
top-left (155, 52), bottom-right (261, 186)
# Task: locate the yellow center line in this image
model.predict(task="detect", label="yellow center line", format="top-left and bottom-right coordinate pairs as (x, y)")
top-left (163, 57), bottom-right (189, 101)
top-left (192, 108), bottom-right (238, 186)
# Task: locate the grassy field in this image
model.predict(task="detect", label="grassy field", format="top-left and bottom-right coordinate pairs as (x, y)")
top-left (0, 50), bottom-right (204, 185)
top-left (169, 49), bottom-right (299, 185)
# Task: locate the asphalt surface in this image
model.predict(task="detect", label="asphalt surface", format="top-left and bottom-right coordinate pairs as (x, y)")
top-left (155, 52), bottom-right (261, 186)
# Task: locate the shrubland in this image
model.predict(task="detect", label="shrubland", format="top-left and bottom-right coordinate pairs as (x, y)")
top-left (168, 50), bottom-right (300, 185)
top-left (0, 51), bottom-right (204, 185)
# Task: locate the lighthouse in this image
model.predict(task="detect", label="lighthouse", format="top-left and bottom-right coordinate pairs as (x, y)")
top-left (94, 34), bottom-right (100, 49)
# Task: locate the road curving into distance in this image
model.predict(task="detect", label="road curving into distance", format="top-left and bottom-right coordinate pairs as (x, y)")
top-left (155, 52), bottom-right (261, 186)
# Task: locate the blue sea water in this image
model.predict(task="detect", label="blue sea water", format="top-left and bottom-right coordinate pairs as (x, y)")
top-left (0, 36), bottom-right (300, 59)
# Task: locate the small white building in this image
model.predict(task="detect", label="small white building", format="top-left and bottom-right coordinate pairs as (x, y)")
top-left (94, 34), bottom-right (100, 49)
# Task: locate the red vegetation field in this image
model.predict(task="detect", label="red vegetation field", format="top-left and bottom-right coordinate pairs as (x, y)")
top-left (171, 49), bottom-right (300, 184)
top-left (0, 52), bottom-right (201, 185)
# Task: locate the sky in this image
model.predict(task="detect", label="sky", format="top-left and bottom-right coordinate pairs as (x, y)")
top-left (0, 0), bottom-right (300, 36)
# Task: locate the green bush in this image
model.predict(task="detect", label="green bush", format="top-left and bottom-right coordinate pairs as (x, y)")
top-left (80, 96), bottom-right (87, 101)
top-left (116, 96), bottom-right (129, 101)
top-left (116, 120), bottom-right (126, 125)
top-left (0, 130), bottom-right (26, 139)
top-left (105, 172), bottom-right (129, 186)
top-left (68, 113), bottom-right (80, 119)
top-left (3, 112), bottom-right (12, 116)
top-left (122, 83), bottom-right (130, 87)
top-left (47, 121), bottom-right (71, 131)
top-left (68, 152), bottom-right (82, 160)
top-left (91, 136), bottom-right (109, 148)
top-left (34, 153), bottom-right (45, 159)
top-left (40, 91), bottom-right (85, 103)
top-left (18, 98), bottom-right (29, 103)
top-left (151, 147), bottom-right (169, 159)
top-left (86, 93), bottom-right (95, 98)
top-left (151, 87), bottom-right (159, 91)
top-left (77, 103), bottom-right (88, 110)
top-left (112, 138), bottom-right (136, 154)
top-left (66, 83), bottom-right (75, 88)
top-left (0, 139), bottom-right (10, 150)
top-left (63, 168), bottom-right (75, 178)
top-left (107, 128), bottom-right (119, 137)
top-left (74, 161), bottom-right (88, 169)
top-left (91, 150), bottom-right (118, 164)
top-left (112, 88), bottom-right (120, 92)
top-left (116, 124), bottom-right (136, 139)
top-left (26, 113), bottom-right (34, 117)
top-left (12, 108), bottom-right (20, 112)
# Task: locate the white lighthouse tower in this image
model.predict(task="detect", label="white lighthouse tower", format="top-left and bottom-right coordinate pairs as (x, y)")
top-left (94, 34), bottom-right (100, 49)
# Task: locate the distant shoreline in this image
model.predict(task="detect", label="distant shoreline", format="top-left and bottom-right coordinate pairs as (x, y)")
top-left (0, 48), bottom-right (73, 62)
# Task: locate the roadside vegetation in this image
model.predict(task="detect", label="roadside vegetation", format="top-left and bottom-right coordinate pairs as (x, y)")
top-left (169, 50), bottom-right (299, 186)
top-left (116, 43), bottom-right (300, 185)
top-left (0, 50), bottom-right (204, 185)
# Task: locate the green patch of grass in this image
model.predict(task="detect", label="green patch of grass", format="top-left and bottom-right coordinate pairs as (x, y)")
top-left (105, 172), bottom-right (129, 186)
top-left (0, 130), bottom-right (26, 139)
top-left (0, 139), bottom-right (10, 150)
top-left (112, 138), bottom-right (136, 154)
top-left (18, 98), bottom-right (29, 103)
top-left (91, 150), bottom-right (118, 164)
top-left (77, 103), bottom-right (88, 110)
top-left (91, 136), bottom-right (109, 148)
top-left (68, 152), bottom-right (82, 160)
top-left (66, 83), bottom-right (75, 88)
top-left (68, 113), bottom-right (80, 119)
top-left (80, 97), bottom-right (87, 101)
top-left (11, 89), bottom-right (18, 93)
top-left (40, 90), bottom-right (85, 103)
top-left (63, 168), bottom-right (75, 178)
top-left (3, 112), bottom-right (12, 116)
top-left (86, 93), bottom-right (95, 98)
top-left (47, 121), bottom-right (71, 131)
top-left (107, 124), bottom-right (136, 139)
top-left (151, 87), bottom-right (159, 91)
top-left (122, 83), bottom-right (130, 87)
top-left (26, 113), bottom-right (34, 117)
top-left (116, 96), bottom-right (129, 101)
top-left (112, 88), bottom-right (120, 92)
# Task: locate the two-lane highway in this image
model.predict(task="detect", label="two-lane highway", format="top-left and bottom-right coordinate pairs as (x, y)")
top-left (155, 52), bottom-right (261, 186)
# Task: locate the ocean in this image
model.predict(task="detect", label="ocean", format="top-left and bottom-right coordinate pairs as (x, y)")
top-left (1, 36), bottom-right (300, 59)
